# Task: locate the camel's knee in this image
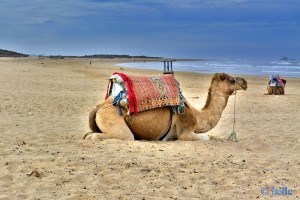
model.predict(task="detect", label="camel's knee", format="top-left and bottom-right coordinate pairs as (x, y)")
top-left (195, 133), bottom-right (210, 140)
top-left (178, 132), bottom-right (194, 141)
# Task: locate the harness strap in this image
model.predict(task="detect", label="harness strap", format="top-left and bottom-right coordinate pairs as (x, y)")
top-left (158, 109), bottom-right (173, 141)
top-left (113, 91), bottom-right (125, 116)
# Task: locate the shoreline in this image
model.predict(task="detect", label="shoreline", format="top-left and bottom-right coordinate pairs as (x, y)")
top-left (1, 57), bottom-right (299, 199)
top-left (116, 59), bottom-right (300, 79)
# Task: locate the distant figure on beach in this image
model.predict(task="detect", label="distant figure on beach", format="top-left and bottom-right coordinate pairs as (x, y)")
top-left (90, 61), bottom-right (92, 67)
top-left (267, 74), bottom-right (286, 95)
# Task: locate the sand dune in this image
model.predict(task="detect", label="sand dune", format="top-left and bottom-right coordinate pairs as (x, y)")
top-left (0, 57), bottom-right (299, 199)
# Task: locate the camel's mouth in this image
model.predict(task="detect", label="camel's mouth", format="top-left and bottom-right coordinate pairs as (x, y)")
top-left (235, 77), bottom-right (248, 90)
top-left (241, 84), bottom-right (247, 90)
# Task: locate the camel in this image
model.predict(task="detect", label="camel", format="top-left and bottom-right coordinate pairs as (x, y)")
top-left (82, 73), bottom-right (247, 141)
top-left (267, 79), bottom-right (286, 95)
top-left (266, 74), bottom-right (286, 95)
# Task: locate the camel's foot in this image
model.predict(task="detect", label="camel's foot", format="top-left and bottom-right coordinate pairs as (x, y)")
top-left (81, 131), bottom-right (93, 139)
top-left (81, 132), bottom-right (111, 140)
top-left (195, 133), bottom-right (210, 141)
top-left (81, 131), bottom-right (134, 141)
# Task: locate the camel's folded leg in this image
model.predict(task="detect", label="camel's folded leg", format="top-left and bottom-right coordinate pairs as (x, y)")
top-left (178, 132), bottom-right (210, 141)
top-left (83, 120), bottom-right (134, 141)
top-left (92, 107), bottom-right (135, 141)
top-left (267, 86), bottom-right (274, 95)
top-left (81, 132), bottom-right (113, 140)
top-left (82, 126), bottom-right (134, 140)
top-left (278, 86), bottom-right (284, 95)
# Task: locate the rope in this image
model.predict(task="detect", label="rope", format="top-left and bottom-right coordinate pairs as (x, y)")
top-left (112, 91), bottom-right (125, 116)
top-left (228, 77), bottom-right (238, 142)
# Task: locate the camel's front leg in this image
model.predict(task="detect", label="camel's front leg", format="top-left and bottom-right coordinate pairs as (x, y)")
top-left (175, 110), bottom-right (210, 141)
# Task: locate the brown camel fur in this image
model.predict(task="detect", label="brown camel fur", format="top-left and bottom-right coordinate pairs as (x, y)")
top-left (267, 86), bottom-right (285, 95)
top-left (82, 73), bottom-right (247, 141)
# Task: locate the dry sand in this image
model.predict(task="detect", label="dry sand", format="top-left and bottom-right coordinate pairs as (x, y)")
top-left (0, 57), bottom-right (299, 200)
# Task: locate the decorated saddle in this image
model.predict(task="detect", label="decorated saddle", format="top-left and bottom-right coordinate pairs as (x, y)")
top-left (105, 72), bottom-right (184, 115)
top-left (269, 74), bottom-right (285, 87)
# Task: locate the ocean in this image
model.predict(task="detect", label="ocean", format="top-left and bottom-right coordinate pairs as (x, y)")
top-left (117, 59), bottom-right (300, 78)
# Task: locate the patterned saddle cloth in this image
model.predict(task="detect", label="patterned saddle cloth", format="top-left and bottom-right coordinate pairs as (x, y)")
top-left (269, 74), bottom-right (285, 86)
top-left (105, 72), bottom-right (183, 115)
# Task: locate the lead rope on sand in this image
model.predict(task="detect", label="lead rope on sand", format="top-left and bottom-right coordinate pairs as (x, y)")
top-left (228, 77), bottom-right (238, 142)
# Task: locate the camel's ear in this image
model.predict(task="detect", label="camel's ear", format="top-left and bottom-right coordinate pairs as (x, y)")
top-left (217, 73), bottom-right (227, 81)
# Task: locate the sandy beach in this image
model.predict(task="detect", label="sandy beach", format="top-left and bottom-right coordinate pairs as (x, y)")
top-left (0, 57), bottom-right (299, 199)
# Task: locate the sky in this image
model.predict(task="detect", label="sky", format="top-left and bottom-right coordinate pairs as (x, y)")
top-left (0, 0), bottom-right (300, 59)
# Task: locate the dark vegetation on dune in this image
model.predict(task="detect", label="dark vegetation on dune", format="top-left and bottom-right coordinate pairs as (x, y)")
top-left (0, 48), bottom-right (161, 59)
top-left (0, 49), bottom-right (29, 57)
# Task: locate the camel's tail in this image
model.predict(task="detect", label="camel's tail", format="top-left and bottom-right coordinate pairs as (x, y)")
top-left (89, 105), bottom-right (102, 133)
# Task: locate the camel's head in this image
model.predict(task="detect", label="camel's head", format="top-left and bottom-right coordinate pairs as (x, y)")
top-left (212, 73), bottom-right (247, 95)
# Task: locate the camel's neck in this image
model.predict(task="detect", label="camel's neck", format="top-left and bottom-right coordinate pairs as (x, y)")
top-left (194, 89), bottom-right (229, 133)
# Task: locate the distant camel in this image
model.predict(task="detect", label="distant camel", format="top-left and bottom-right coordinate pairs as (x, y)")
top-left (267, 79), bottom-right (286, 95)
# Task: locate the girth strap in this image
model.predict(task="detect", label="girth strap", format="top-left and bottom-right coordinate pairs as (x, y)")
top-left (158, 109), bottom-right (173, 141)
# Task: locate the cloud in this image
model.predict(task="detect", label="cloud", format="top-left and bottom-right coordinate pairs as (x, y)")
top-left (0, 0), bottom-right (299, 58)
top-left (1, 0), bottom-right (298, 27)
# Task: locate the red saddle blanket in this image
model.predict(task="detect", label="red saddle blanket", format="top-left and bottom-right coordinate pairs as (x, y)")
top-left (105, 72), bottom-right (181, 115)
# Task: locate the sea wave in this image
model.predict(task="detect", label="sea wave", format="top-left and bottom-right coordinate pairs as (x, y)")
top-left (117, 59), bottom-right (300, 78)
